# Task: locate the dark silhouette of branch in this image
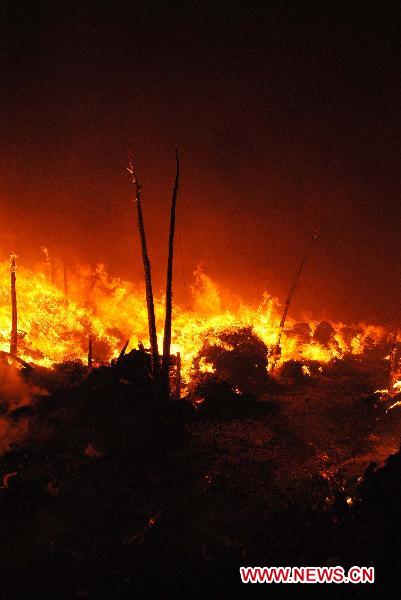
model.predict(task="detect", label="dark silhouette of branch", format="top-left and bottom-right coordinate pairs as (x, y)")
top-left (10, 253), bottom-right (18, 356)
top-left (127, 158), bottom-right (160, 381)
top-left (162, 150), bottom-right (180, 398)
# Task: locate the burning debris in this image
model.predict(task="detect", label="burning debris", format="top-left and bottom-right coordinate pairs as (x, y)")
top-left (2, 1), bottom-right (401, 596)
top-left (0, 154), bottom-right (397, 600)
top-left (0, 253), bottom-right (392, 386)
top-left (192, 326), bottom-right (269, 394)
top-left (0, 237), bottom-right (399, 598)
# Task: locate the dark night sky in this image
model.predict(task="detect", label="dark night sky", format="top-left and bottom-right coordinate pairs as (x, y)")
top-left (1, 1), bottom-right (401, 323)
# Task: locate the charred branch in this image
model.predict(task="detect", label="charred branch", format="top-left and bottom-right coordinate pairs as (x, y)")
top-left (88, 334), bottom-right (93, 371)
top-left (175, 351), bottom-right (181, 400)
top-left (387, 327), bottom-right (399, 399)
top-left (0, 350), bottom-right (32, 370)
top-left (270, 228), bottom-right (320, 373)
top-left (116, 339), bottom-right (130, 365)
top-left (127, 159), bottom-right (160, 381)
top-left (162, 150), bottom-right (180, 398)
top-left (10, 253), bottom-right (18, 356)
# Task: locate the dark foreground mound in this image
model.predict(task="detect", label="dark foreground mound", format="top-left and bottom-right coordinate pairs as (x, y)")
top-left (0, 355), bottom-right (399, 599)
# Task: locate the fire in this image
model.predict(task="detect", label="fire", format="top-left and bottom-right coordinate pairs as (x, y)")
top-left (0, 254), bottom-right (389, 382)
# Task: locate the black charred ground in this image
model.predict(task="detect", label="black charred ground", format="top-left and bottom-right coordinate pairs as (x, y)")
top-left (0, 329), bottom-right (400, 599)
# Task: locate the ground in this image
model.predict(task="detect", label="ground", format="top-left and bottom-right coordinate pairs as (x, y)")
top-left (0, 365), bottom-right (399, 599)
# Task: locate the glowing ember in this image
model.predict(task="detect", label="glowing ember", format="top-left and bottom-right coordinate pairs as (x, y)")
top-left (0, 255), bottom-right (389, 381)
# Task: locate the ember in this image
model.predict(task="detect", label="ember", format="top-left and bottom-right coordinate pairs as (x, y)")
top-left (0, 256), bottom-right (390, 381)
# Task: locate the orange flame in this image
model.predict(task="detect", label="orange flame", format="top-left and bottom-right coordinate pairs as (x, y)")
top-left (0, 255), bottom-right (388, 380)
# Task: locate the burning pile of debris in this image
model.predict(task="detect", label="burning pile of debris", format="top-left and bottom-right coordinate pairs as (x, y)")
top-left (2, 155), bottom-right (401, 598)
top-left (2, 332), bottom-right (398, 598)
top-left (0, 256), bottom-right (393, 394)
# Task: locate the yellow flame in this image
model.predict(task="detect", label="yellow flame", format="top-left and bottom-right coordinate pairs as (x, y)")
top-left (0, 257), bottom-right (388, 380)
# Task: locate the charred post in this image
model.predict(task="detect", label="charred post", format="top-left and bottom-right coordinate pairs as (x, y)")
top-left (116, 339), bottom-right (130, 365)
top-left (127, 158), bottom-right (160, 381)
top-left (270, 228), bottom-right (320, 373)
top-left (10, 253), bottom-right (18, 356)
top-left (175, 351), bottom-right (181, 400)
top-left (88, 334), bottom-right (93, 371)
top-left (387, 327), bottom-right (399, 400)
top-left (162, 150), bottom-right (180, 398)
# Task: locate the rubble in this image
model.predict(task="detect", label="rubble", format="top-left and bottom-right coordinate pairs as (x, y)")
top-left (193, 327), bottom-right (270, 394)
top-left (0, 326), bottom-right (398, 598)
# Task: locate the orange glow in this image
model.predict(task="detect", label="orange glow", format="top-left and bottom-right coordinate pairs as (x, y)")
top-left (0, 255), bottom-right (389, 381)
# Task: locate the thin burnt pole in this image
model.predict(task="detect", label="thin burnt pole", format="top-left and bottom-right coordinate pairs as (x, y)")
top-left (88, 334), bottom-right (93, 371)
top-left (175, 351), bottom-right (181, 400)
top-left (387, 327), bottom-right (399, 400)
top-left (10, 253), bottom-right (18, 356)
top-left (116, 339), bottom-right (130, 365)
top-left (127, 158), bottom-right (160, 381)
top-left (270, 228), bottom-right (320, 373)
top-left (162, 150), bottom-right (180, 398)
